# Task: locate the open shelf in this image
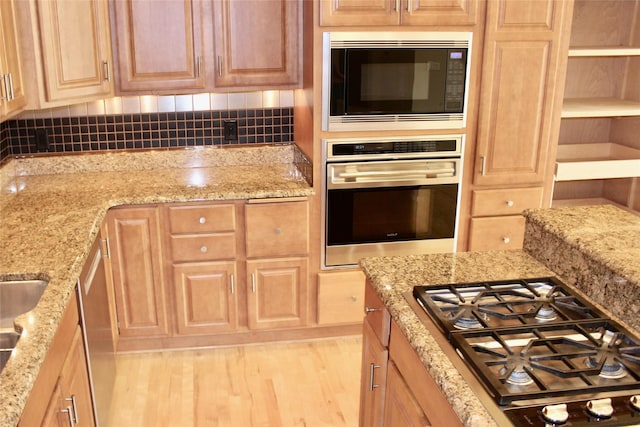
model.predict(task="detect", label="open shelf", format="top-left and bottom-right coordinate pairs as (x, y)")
top-left (562, 98), bottom-right (640, 118)
top-left (568, 46), bottom-right (640, 57)
top-left (555, 143), bottom-right (640, 181)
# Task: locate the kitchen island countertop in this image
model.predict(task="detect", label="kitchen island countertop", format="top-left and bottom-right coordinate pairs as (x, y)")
top-left (0, 145), bottom-right (312, 427)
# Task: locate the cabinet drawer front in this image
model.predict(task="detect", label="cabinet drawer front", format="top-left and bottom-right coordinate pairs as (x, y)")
top-left (245, 201), bottom-right (309, 258)
top-left (317, 270), bottom-right (365, 325)
top-left (364, 280), bottom-right (390, 346)
top-left (468, 216), bottom-right (525, 251)
top-left (471, 187), bottom-right (543, 217)
top-left (168, 204), bottom-right (236, 234)
top-left (170, 234), bottom-right (236, 262)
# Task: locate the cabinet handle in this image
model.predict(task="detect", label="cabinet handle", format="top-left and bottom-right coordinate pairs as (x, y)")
top-left (230, 274), bottom-right (235, 294)
top-left (394, 0), bottom-right (399, 11)
top-left (200, 246), bottom-right (208, 253)
top-left (369, 363), bottom-right (381, 391)
top-left (506, 200), bottom-right (514, 207)
top-left (66, 395), bottom-right (79, 423)
top-left (196, 56), bottom-right (202, 78)
top-left (502, 236), bottom-right (511, 244)
top-left (7, 73), bottom-right (14, 100)
top-left (101, 238), bottom-right (111, 259)
top-left (251, 273), bottom-right (256, 293)
top-left (365, 306), bottom-right (380, 313)
top-left (199, 216), bottom-right (206, 224)
top-left (480, 156), bottom-right (487, 176)
top-left (61, 407), bottom-right (75, 427)
top-left (406, 0), bottom-right (412, 12)
top-left (1, 74), bottom-right (7, 101)
top-left (102, 61), bottom-right (110, 82)
top-left (217, 55), bottom-right (222, 77)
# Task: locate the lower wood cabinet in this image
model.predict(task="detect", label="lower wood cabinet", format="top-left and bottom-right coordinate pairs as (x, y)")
top-left (359, 280), bottom-right (462, 426)
top-left (19, 292), bottom-right (95, 427)
top-left (317, 270), bottom-right (364, 325)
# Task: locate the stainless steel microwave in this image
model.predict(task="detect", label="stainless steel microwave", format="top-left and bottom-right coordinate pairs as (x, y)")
top-left (322, 31), bottom-right (472, 132)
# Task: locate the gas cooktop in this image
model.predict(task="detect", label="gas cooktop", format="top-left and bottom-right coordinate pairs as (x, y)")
top-left (413, 277), bottom-right (640, 426)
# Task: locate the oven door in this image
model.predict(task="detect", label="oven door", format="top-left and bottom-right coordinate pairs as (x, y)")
top-left (324, 158), bottom-right (461, 267)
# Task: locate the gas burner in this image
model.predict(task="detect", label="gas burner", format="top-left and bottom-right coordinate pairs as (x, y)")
top-left (500, 365), bottom-right (534, 386)
top-left (585, 356), bottom-right (627, 379)
top-left (585, 330), bottom-right (628, 379)
top-left (534, 304), bottom-right (558, 322)
top-left (450, 302), bottom-right (482, 330)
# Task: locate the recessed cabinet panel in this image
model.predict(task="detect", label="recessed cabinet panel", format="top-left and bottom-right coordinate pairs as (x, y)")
top-left (245, 201), bottom-right (309, 258)
top-left (173, 261), bottom-right (237, 335)
top-left (496, 0), bottom-right (555, 30)
top-left (320, 0), bottom-right (397, 26)
top-left (213, 0), bottom-right (300, 87)
top-left (112, 0), bottom-right (207, 92)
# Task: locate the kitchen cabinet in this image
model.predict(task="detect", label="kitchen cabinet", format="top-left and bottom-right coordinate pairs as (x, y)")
top-left (0, 0), bottom-right (26, 119)
top-left (245, 199), bottom-right (310, 329)
top-left (166, 202), bottom-right (240, 335)
top-left (319, 0), bottom-right (479, 26)
top-left (19, 292), bottom-right (95, 427)
top-left (467, 0), bottom-right (573, 251)
top-left (213, 0), bottom-right (301, 88)
top-left (111, 0), bottom-right (210, 93)
top-left (553, 0), bottom-right (640, 212)
top-left (16, 0), bottom-right (113, 108)
top-left (358, 281), bottom-right (462, 426)
top-left (317, 270), bottom-right (364, 325)
top-left (358, 281), bottom-right (390, 427)
top-left (107, 205), bottom-right (170, 339)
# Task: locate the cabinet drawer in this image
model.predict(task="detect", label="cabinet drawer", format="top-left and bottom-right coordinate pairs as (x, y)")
top-left (170, 234), bottom-right (236, 262)
top-left (245, 201), bottom-right (309, 258)
top-left (471, 188), bottom-right (543, 217)
top-left (317, 270), bottom-right (365, 325)
top-left (468, 216), bottom-right (525, 251)
top-left (364, 280), bottom-right (390, 346)
top-left (167, 204), bottom-right (236, 234)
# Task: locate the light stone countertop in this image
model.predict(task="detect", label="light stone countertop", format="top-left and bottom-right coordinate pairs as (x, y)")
top-left (0, 145), bottom-right (313, 427)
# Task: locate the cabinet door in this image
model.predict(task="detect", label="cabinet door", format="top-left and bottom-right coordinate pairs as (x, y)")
top-left (320, 0), bottom-right (399, 26)
top-left (401, 0), bottom-right (479, 26)
top-left (383, 361), bottom-right (429, 427)
top-left (246, 257), bottom-right (308, 330)
top-left (35, 0), bottom-right (112, 102)
top-left (213, 0), bottom-right (300, 87)
top-left (58, 328), bottom-right (95, 427)
top-left (474, 0), bottom-right (571, 187)
top-left (0, 0), bottom-right (26, 118)
top-left (112, 0), bottom-right (208, 93)
top-left (359, 319), bottom-right (388, 427)
top-left (107, 206), bottom-right (169, 338)
top-left (172, 261), bottom-right (238, 335)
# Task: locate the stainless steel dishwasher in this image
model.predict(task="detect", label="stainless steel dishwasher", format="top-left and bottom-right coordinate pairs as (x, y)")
top-left (77, 237), bottom-right (116, 427)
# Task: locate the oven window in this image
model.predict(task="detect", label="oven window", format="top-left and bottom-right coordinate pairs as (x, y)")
top-left (326, 184), bottom-right (457, 245)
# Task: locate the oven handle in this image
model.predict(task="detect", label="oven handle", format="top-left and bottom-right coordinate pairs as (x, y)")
top-left (337, 168), bottom-right (455, 179)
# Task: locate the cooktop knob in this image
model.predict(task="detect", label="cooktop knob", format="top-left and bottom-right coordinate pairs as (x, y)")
top-left (586, 398), bottom-right (614, 419)
top-left (541, 403), bottom-right (569, 425)
top-left (631, 395), bottom-right (640, 412)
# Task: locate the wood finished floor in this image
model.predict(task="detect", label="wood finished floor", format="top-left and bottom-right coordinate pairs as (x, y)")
top-left (106, 336), bottom-right (362, 427)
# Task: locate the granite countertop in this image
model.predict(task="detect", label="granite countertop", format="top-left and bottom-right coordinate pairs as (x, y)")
top-left (0, 145), bottom-right (313, 427)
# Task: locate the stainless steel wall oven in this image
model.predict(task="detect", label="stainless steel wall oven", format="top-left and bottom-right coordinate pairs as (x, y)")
top-left (322, 135), bottom-right (463, 268)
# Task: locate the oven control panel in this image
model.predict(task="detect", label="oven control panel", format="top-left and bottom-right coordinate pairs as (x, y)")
top-left (505, 394), bottom-right (640, 426)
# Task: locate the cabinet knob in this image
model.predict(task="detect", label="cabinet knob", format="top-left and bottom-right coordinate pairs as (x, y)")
top-left (199, 217), bottom-right (206, 224)
top-left (351, 295), bottom-right (358, 302)
top-left (502, 237), bottom-right (511, 244)
top-left (200, 246), bottom-right (208, 253)
top-left (506, 200), bottom-right (514, 207)
top-left (274, 227), bottom-right (282, 235)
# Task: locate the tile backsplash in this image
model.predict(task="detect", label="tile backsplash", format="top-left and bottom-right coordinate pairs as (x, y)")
top-left (0, 91), bottom-right (295, 165)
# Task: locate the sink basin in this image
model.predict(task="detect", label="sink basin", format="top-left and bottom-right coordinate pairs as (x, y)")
top-left (0, 332), bottom-right (20, 371)
top-left (0, 279), bottom-right (48, 329)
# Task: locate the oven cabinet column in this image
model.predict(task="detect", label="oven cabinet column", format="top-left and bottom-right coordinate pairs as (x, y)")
top-left (165, 202), bottom-right (241, 335)
top-left (359, 280), bottom-right (390, 427)
top-left (466, 0), bottom-right (573, 251)
top-left (319, 0), bottom-right (480, 26)
top-left (19, 291), bottom-right (95, 427)
top-left (244, 198), bottom-right (309, 330)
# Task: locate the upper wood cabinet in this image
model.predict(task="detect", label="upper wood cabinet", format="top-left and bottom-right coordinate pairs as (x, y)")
top-left (213, 0), bottom-right (301, 88)
top-left (0, 0), bottom-right (26, 119)
top-left (17, 0), bottom-right (113, 108)
top-left (473, 0), bottom-right (572, 188)
top-left (111, 0), bottom-right (210, 93)
top-left (320, 0), bottom-right (479, 26)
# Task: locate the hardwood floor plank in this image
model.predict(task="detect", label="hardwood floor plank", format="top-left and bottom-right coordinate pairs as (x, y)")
top-left (107, 337), bottom-right (362, 427)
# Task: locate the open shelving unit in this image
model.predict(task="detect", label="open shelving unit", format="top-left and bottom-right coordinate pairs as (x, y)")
top-left (552, 0), bottom-right (640, 212)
